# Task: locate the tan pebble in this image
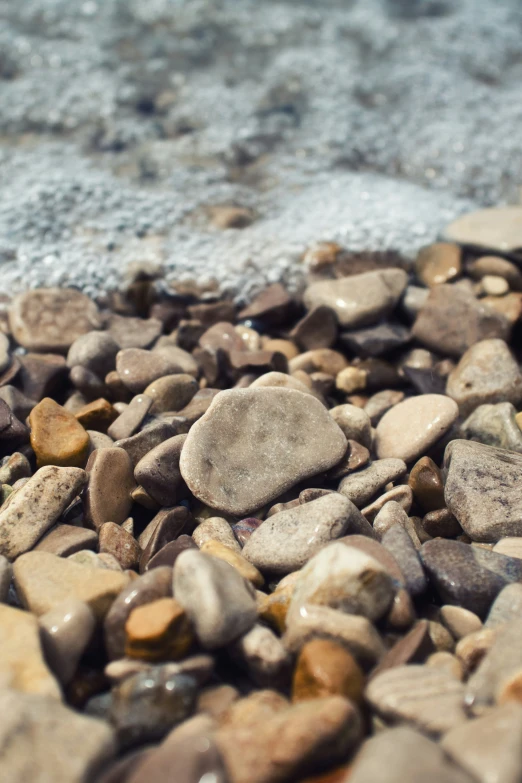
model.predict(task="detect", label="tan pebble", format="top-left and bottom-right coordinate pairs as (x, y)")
top-left (292, 638), bottom-right (365, 705)
top-left (262, 339), bottom-right (299, 360)
top-left (234, 325), bottom-right (261, 352)
top-left (198, 684), bottom-right (240, 720)
top-left (415, 242), bottom-right (461, 287)
top-left (200, 540), bottom-right (264, 587)
top-left (481, 275), bottom-right (509, 296)
top-left (192, 517), bottom-right (241, 553)
top-left (29, 397), bottom-right (90, 468)
top-left (125, 597), bottom-right (194, 662)
top-left (455, 629), bottom-right (496, 675)
top-left (428, 621), bottom-right (455, 652)
top-left (74, 398), bottom-right (118, 433)
top-left (440, 605), bottom-right (483, 640)
top-left (426, 652), bottom-right (464, 680)
top-left (336, 367), bottom-right (367, 394)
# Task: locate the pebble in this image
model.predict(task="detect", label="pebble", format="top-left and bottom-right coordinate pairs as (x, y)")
top-left (215, 695), bottom-right (362, 783)
top-left (99, 522), bottom-right (141, 571)
top-left (408, 456), bottom-right (445, 512)
top-left (442, 702), bottom-right (522, 783)
top-left (230, 623), bottom-right (291, 688)
top-left (125, 597), bottom-right (194, 662)
top-left (116, 348), bottom-right (189, 395)
top-left (124, 714), bottom-right (227, 783)
top-left (362, 485), bottom-right (413, 525)
top-left (335, 366), bottom-right (368, 394)
top-left (412, 283), bottom-right (510, 357)
top-left (193, 517), bottom-right (241, 553)
top-left (238, 283), bottom-right (292, 325)
top-left (326, 439), bottom-right (370, 480)
top-left (250, 370), bottom-right (317, 397)
top-left (106, 315), bottom-right (163, 350)
top-left (290, 306), bottom-right (338, 351)
top-left (39, 599), bottom-right (96, 684)
top-left (420, 538), bottom-right (522, 618)
top-left (340, 321), bottom-right (410, 358)
top-left (283, 605), bottom-right (385, 668)
top-left (180, 387), bottom-right (346, 516)
top-left (107, 394), bottom-right (153, 441)
top-left (0, 689), bottom-right (115, 783)
top-left (13, 551), bottom-right (128, 619)
top-left (415, 242), bottom-right (461, 287)
top-left (446, 339), bottom-right (522, 416)
top-left (29, 397), bottom-right (89, 468)
top-left (88, 430), bottom-right (114, 452)
top-left (381, 524), bottom-right (427, 596)
top-left (461, 402), bottom-right (522, 452)
top-left (292, 638), bottom-right (365, 705)
top-left (173, 549), bottom-right (258, 649)
top-left (375, 394), bottom-right (458, 463)
top-left (366, 664), bottom-right (468, 736)
top-left (303, 269), bottom-right (408, 328)
top-left (114, 420), bottom-right (179, 466)
top-left (481, 274), bottom-right (509, 296)
top-left (329, 404), bottom-right (372, 448)
top-left (485, 584), bottom-right (522, 638)
top-left (349, 726), bottom-right (473, 783)
top-left (289, 348), bottom-right (348, 377)
top-left (84, 447), bottom-right (136, 530)
top-left (200, 540), bottom-right (264, 587)
top-left (444, 206), bottom-right (522, 255)
top-left (0, 386), bottom-right (36, 421)
top-left (242, 493), bottom-right (372, 576)
top-left (371, 621), bottom-right (435, 677)
top-left (144, 374), bottom-right (199, 413)
top-left (493, 538), bottom-right (522, 562)
top-left (440, 605), bottom-right (483, 640)
top-left (0, 465), bottom-right (87, 560)
top-left (444, 439), bottom-right (522, 542)
top-left (338, 458), bottom-right (407, 508)
top-left (145, 536), bottom-right (198, 571)
top-left (34, 524), bottom-right (98, 557)
top-left (288, 542), bottom-right (395, 623)
top-left (364, 389), bottom-right (404, 425)
top-left (104, 567), bottom-right (173, 660)
top-left (0, 603), bottom-right (61, 698)
top-left (67, 331), bottom-right (120, 378)
top-left (110, 669), bottom-right (197, 749)
top-left (74, 398), bottom-right (118, 433)
top-left (469, 255), bottom-right (522, 289)
top-left (139, 507), bottom-right (192, 572)
top-left (134, 435), bottom-right (187, 507)
top-left (8, 288), bottom-right (101, 352)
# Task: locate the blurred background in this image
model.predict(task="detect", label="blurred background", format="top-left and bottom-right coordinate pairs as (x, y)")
top-left (0, 0), bottom-right (521, 299)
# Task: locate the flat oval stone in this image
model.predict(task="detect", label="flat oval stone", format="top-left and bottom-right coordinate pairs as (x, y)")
top-left (242, 494), bottom-right (373, 576)
top-left (84, 447), bottom-right (136, 530)
top-left (35, 524), bottom-right (98, 556)
top-left (29, 397), bottom-right (90, 468)
top-left (444, 439), bottom-right (522, 542)
top-left (9, 288), bottom-right (102, 352)
top-left (106, 314), bottom-right (163, 350)
top-left (304, 269), bottom-right (408, 328)
top-left (144, 374), bottom-right (199, 413)
top-left (0, 465), bottom-right (87, 561)
top-left (375, 394), bottom-right (458, 463)
top-left (420, 538), bottom-right (522, 618)
top-left (180, 387), bottom-right (346, 516)
top-left (444, 206), bottom-right (522, 256)
top-left (116, 348), bottom-right (190, 394)
top-left (339, 458), bottom-right (407, 508)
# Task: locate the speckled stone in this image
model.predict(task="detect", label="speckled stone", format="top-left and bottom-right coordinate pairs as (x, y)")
top-left (8, 288), bottom-right (102, 352)
top-left (242, 494), bottom-right (373, 576)
top-left (446, 339), bottom-right (522, 417)
top-left (304, 269), bottom-right (408, 328)
top-left (420, 538), bottom-right (522, 618)
top-left (338, 458), bottom-right (407, 508)
top-left (412, 284), bottom-right (510, 358)
top-left (329, 404), bottom-right (372, 448)
top-left (375, 394), bottom-right (458, 463)
top-left (180, 387), bottom-right (346, 516)
top-left (0, 466), bottom-right (87, 561)
top-left (174, 549), bottom-right (258, 649)
top-left (444, 439), bottom-right (522, 542)
top-left (193, 517), bottom-right (241, 553)
top-left (99, 522), bottom-right (141, 571)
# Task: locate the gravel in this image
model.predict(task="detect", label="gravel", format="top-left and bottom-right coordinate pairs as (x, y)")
top-left (1, 0), bottom-right (521, 300)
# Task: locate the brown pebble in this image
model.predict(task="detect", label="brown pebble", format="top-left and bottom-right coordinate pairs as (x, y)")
top-left (409, 456), bottom-right (445, 513)
top-left (29, 397), bottom-right (89, 468)
top-left (99, 522), bottom-right (141, 570)
top-left (292, 638), bottom-right (365, 705)
top-left (74, 398), bottom-right (118, 433)
top-left (125, 597), bottom-right (194, 661)
top-left (84, 447), bottom-right (136, 530)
